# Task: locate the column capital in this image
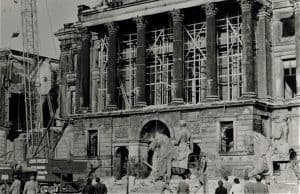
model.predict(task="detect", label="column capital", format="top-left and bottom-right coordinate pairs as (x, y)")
top-left (91, 32), bottom-right (99, 41)
top-left (257, 5), bottom-right (272, 17)
top-left (170, 9), bottom-right (184, 23)
top-left (291, 0), bottom-right (300, 12)
top-left (134, 16), bottom-right (147, 28)
top-left (105, 22), bottom-right (119, 35)
top-left (60, 42), bottom-right (71, 52)
top-left (204, 3), bottom-right (217, 16)
top-left (79, 27), bottom-right (91, 41)
top-left (239, 0), bottom-right (254, 11)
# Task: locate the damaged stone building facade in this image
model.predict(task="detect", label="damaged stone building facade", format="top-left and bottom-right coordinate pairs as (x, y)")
top-left (55, 0), bottom-right (300, 178)
top-left (0, 49), bottom-right (59, 163)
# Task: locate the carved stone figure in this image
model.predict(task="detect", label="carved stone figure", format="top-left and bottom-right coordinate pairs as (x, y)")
top-left (271, 117), bottom-right (290, 161)
top-left (149, 129), bottom-right (193, 181)
top-left (149, 131), bottom-right (174, 181)
top-left (172, 123), bottom-right (193, 170)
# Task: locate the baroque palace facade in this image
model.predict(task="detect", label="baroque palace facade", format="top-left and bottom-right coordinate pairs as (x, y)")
top-left (55, 0), bottom-right (300, 178)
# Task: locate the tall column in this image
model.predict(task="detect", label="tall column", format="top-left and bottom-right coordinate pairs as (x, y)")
top-left (256, 5), bottom-right (272, 99)
top-left (134, 17), bottom-right (147, 107)
top-left (91, 32), bottom-right (100, 112)
top-left (240, 0), bottom-right (256, 98)
top-left (72, 38), bottom-right (81, 112)
top-left (171, 9), bottom-right (184, 104)
top-left (78, 28), bottom-right (91, 111)
top-left (59, 42), bottom-right (70, 117)
top-left (0, 128), bottom-right (8, 163)
top-left (294, 0), bottom-right (300, 97)
top-left (106, 22), bottom-right (118, 110)
top-left (205, 3), bottom-right (219, 100)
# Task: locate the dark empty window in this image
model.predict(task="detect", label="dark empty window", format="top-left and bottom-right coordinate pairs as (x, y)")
top-left (220, 121), bottom-right (234, 153)
top-left (281, 16), bottom-right (295, 37)
top-left (283, 60), bottom-right (296, 99)
top-left (87, 130), bottom-right (98, 157)
top-left (70, 91), bottom-right (76, 114)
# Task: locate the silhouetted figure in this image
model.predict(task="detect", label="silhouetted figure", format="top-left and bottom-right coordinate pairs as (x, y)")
top-left (82, 178), bottom-right (95, 194)
top-left (94, 177), bottom-right (107, 194)
top-left (23, 176), bottom-right (39, 194)
top-left (252, 175), bottom-right (269, 194)
top-left (215, 180), bottom-right (227, 194)
top-left (9, 175), bottom-right (21, 194)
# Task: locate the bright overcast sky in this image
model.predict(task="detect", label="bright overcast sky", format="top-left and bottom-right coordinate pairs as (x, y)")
top-left (0, 0), bottom-right (99, 59)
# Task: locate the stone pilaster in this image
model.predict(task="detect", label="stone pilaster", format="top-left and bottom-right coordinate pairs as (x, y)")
top-left (91, 32), bottom-right (99, 112)
top-left (205, 3), bottom-right (219, 101)
top-left (78, 28), bottom-right (91, 111)
top-left (294, 0), bottom-right (300, 96)
top-left (72, 38), bottom-right (81, 112)
top-left (106, 22), bottom-right (119, 110)
top-left (134, 17), bottom-right (147, 107)
top-left (240, 0), bottom-right (256, 98)
top-left (256, 6), bottom-right (272, 99)
top-left (0, 128), bottom-right (8, 162)
top-left (171, 9), bottom-right (184, 104)
top-left (59, 40), bottom-right (73, 117)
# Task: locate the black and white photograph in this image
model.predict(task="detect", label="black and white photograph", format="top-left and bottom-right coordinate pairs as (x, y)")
top-left (0, 0), bottom-right (300, 193)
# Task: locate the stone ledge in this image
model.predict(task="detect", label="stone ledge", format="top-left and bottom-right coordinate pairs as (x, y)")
top-left (64, 99), bottom-right (300, 120)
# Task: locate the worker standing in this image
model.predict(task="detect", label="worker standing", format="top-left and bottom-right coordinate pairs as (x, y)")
top-left (23, 176), bottom-right (39, 194)
top-left (9, 175), bottom-right (21, 194)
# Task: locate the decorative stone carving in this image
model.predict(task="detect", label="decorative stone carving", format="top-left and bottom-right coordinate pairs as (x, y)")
top-left (170, 9), bottom-right (184, 22)
top-left (105, 22), bottom-right (119, 35)
top-left (240, 0), bottom-right (253, 11)
top-left (205, 3), bottom-right (217, 16)
top-left (134, 16), bottom-right (147, 29)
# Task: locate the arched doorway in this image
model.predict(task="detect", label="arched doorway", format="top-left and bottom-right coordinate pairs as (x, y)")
top-left (115, 147), bottom-right (129, 180)
top-left (140, 120), bottom-right (170, 140)
top-left (140, 120), bottom-right (170, 175)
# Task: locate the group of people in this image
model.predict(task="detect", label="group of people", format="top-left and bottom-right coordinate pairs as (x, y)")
top-left (8, 175), bottom-right (38, 194)
top-left (215, 175), bottom-right (269, 194)
top-left (81, 178), bottom-right (107, 194)
top-left (5, 176), bottom-right (108, 194)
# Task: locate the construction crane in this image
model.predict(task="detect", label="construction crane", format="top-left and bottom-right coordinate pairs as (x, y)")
top-left (21, 0), bottom-right (39, 154)
top-left (12, 0), bottom-right (39, 154)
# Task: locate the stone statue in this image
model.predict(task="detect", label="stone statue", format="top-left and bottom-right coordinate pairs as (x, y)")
top-left (172, 123), bottom-right (193, 170)
top-left (243, 131), bottom-right (273, 177)
top-left (271, 117), bottom-right (290, 161)
top-left (149, 131), bottom-right (174, 181)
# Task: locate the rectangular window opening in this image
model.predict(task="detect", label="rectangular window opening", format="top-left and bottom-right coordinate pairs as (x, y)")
top-left (281, 16), bottom-right (295, 37)
top-left (87, 130), bottom-right (98, 157)
top-left (283, 59), bottom-right (297, 99)
top-left (220, 121), bottom-right (235, 153)
top-left (70, 91), bottom-right (76, 114)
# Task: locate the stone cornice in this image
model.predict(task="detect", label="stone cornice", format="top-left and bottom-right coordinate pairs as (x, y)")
top-left (64, 99), bottom-right (300, 120)
top-left (80, 0), bottom-right (225, 27)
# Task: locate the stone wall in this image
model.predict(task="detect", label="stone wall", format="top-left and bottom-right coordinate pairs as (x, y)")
top-left (55, 104), bottom-right (261, 178)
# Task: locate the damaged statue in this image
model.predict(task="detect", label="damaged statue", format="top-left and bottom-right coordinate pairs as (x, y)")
top-left (148, 121), bottom-right (193, 182)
